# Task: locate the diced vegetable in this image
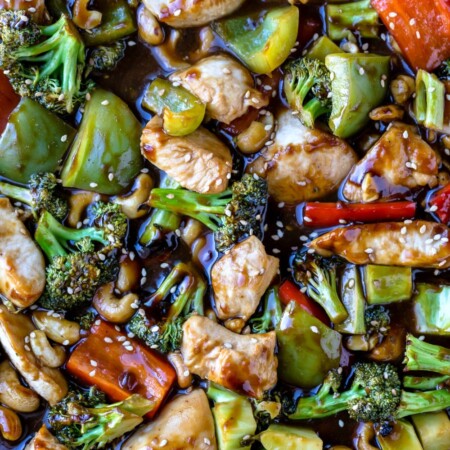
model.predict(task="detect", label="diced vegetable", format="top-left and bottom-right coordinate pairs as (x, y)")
top-left (325, 53), bottom-right (390, 138)
top-left (403, 375), bottom-right (450, 390)
top-left (429, 183), bottom-right (450, 225)
top-left (276, 301), bottom-right (341, 388)
top-left (214, 6), bottom-right (299, 74)
top-left (0, 98), bottom-right (75, 184)
top-left (66, 320), bottom-right (176, 418)
top-left (411, 411), bottom-right (450, 450)
top-left (326, 0), bottom-right (380, 40)
top-left (0, 0), bottom-right (48, 23)
top-left (365, 265), bottom-right (412, 304)
top-left (414, 70), bottom-right (445, 131)
top-left (411, 283), bottom-right (450, 336)
top-left (72, 0), bottom-right (102, 30)
top-left (306, 36), bottom-right (340, 62)
top-left (61, 88), bottom-right (143, 195)
top-left (371, 0), bottom-right (450, 71)
top-left (0, 70), bottom-right (20, 135)
top-left (302, 201), bottom-right (416, 228)
top-left (259, 424), bottom-right (323, 450)
top-left (142, 78), bottom-right (205, 136)
top-left (335, 265), bottom-right (366, 335)
top-left (377, 419), bottom-right (423, 450)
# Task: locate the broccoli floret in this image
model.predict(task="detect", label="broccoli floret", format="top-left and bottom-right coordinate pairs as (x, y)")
top-left (48, 387), bottom-right (153, 449)
top-left (129, 262), bottom-right (206, 354)
top-left (403, 334), bottom-right (450, 376)
top-left (0, 172), bottom-right (68, 220)
top-left (250, 286), bottom-right (283, 334)
top-left (35, 202), bottom-right (127, 312)
top-left (148, 174), bottom-right (268, 252)
top-left (365, 305), bottom-right (390, 335)
top-left (295, 252), bottom-right (348, 324)
top-left (284, 57), bottom-right (332, 128)
top-left (73, 310), bottom-right (96, 331)
top-left (437, 59), bottom-right (450, 79)
top-left (0, 11), bottom-right (93, 114)
top-left (87, 40), bottom-right (126, 74)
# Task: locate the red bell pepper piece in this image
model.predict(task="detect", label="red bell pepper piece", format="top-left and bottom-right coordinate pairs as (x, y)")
top-left (371, 0), bottom-right (450, 71)
top-left (429, 183), bottom-right (450, 224)
top-left (0, 71), bottom-right (20, 135)
top-left (300, 201), bottom-right (416, 228)
top-left (66, 320), bottom-right (176, 418)
top-left (279, 280), bottom-right (329, 326)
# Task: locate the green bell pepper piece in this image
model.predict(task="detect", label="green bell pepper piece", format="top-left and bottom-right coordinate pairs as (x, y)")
top-left (306, 36), bottom-right (341, 62)
top-left (142, 78), bottom-right (206, 136)
top-left (61, 88), bottom-right (142, 195)
top-left (377, 420), bottom-right (423, 450)
top-left (82, 0), bottom-right (136, 46)
top-left (276, 301), bottom-right (341, 388)
top-left (0, 98), bottom-right (75, 184)
top-left (411, 284), bottom-right (450, 336)
top-left (412, 411), bottom-right (450, 450)
top-left (214, 6), bottom-right (299, 74)
top-left (364, 265), bottom-right (412, 304)
top-left (325, 53), bottom-right (390, 138)
top-left (259, 424), bottom-right (323, 450)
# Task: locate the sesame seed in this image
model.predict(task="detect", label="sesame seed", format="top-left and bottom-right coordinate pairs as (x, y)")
top-left (166, 193), bottom-right (175, 199)
top-left (101, 100), bottom-right (109, 106)
top-left (358, 67), bottom-right (365, 75)
top-left (416, 31), bottom-right (421, 39)
top-left (429, 205), bottom-right (438, 212)
top-left (439, 259), bottom-right (447, 267)
top-left (400, 226), bottom-right (407, 235)
top-left (224, 342), bottom-right (232, 349)
top-left (425, 238), bottom-right (434, 244)
top-left (67, 287), bottom-right (74, 295)
top-left (222, 67), bottom-right (231, 74)
top-left (388, 12), bottom-right (397, 17)
top-left (389, 22), bottom-right (395, 30)
top-left (173, 8), bottom-right (181, 16)
top-left (90, 360), bottom-right (98, 367)
top-left (125, 345), bottom-right (134, 351)
top-left (104, 337), bottom-right (113, 343)
top-left (338, 420), bottom-right (344, 428)
top-left (61, 134), bottom-right (68, 142)
top-left (204, 438), bottom-right (211, 445)
top-left (160, 262), bottom-right (169, 268)
top-left (62, 339), bottom-right (70, 346)
top-left (89, 369), bottom-right (96, 377)
top-left (310, 326), bottom-right (319, 334)
top-left (434, 234), bottom-right (442, 241)
top-left (108, 172), bottom-right (114, 181)
top-left (273, 248), bottom-right (281, 254)
top-left (304, 216), bottom-right (312, 223)
top-left (90, 182), bottom-right (98, 188)
top-left (403, 130), bottom-right (409, 139)
top-left (365, 248), bottom-right (374, 254)
top-left (24, 345), bottom-right (31, 352)
top-left (409, 18), bottom-right (416, 25)
top-left (348, 279), bottom-right (355, 289)
top-left (278, 202), bottom-right (285, 208)
top-left (117, 336), bottom-right (126, 342)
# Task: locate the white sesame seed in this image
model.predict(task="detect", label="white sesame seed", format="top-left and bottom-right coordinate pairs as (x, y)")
top-left (173, 8), bottom-right (181, 16)
top-left (389, 22), bottom-right (395, 30)
top-left (416, 31), bottom-right (421, 39)
top-left (61, 134), bottom-right (68, 142)
top-left (104, 337), bottom-right (113, 343)
top-left (117, 336), bottom-right (126, 342)
top-left (108, 172), bottom-right (114, 181)
top-left (128, 40), bottom-right (136, 46)
top-left (89, 182), bottom-right (98, 188)
top-left (409, 18), bottom-right (416, 26)
top-left (310, 326), bottom-right (319, 334)
top-left (304, 216), bottom-right (312, 223)
top-left (365, 248), bottom-right (374, 254)
top-left (24, 345), bottom-right (31, 352)
top-left (278, 202), bottom-right (285, 208)
top-left (160, 262), bottom-right (169, 269)
top-left (348, 279), bottom-right (355, 289)
top-left (125, 345), bottom-right (134, 351)
top-left (90, 360), bottom-right (98, 367)
top-left (166, 193), bottom-right (174, 199)
top-left (222, 67), bottom-right (231, 74)
top-left (338, 420), bottom-right (344, 428)
top-left (224, 342), bottom-right (233, 349)
top-left (429, 205), bottom-right (438, 212)
top-left (101, 100), bottom-right (109, 106)
top-left (89, 369), bottom-right (96, 377)
top-left (359, 67), bottom-right (365, 75)
top-left (204, 437), bottom-right (211, 445)
top-left (400, 226), bottom-right (407, 235)
top-left (403, 130), bottom-right (409, 139)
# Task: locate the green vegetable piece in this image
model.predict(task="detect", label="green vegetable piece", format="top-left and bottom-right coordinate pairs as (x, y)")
top-left (259, 424), bottom-right (323, 450)
top-left (82, 0), bottom-right (136, 46)
top-left (364, 265), bottom-right (412, 304)
top-left (143, 78), bottom-right (206, 136)
top-left (377, 420), bottom-right (423, 450)
top-left (61, 88), bottom-right (142, 195)
top-left (325, 53), bottom-right (390, 138)
top-left (403, 375), bottom-right (450, 390)
top-left (326, 0), bottom-right (380, 40)
top-left (214, 6), bottom-right (299, 74)
top-left (276, 301), bottom-right (341, 388)
top-left (411, 411), bottom-right (450, 450)
top-left (306, 36), bottom-right (341, 62)
top-left (414, 69), bottom-right (445, 131)
top-left (336, 265), bottom-right (366, 334)
top-left (411, 283), bottom-right (450, 335)
top-left (0, 98), bottom-right (75, 184)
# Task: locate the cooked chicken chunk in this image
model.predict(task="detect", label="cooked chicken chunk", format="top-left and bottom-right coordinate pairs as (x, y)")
top-left (253, 109), bottom-right (358, 203)
top-left (123, 389), bottom-right (217, 450)
top-left (0, 306), bottom-right (68, 405)
top-left (141, 116), bottom-right (232, 194)
top-left (0, 198), bottom-right (46, 308)
top-left (171, 54), bottom-right (268, 124)
top-left (25, 425), bottom-right (68, 450)
top-left (181, 315), bottom-right (277, 398)
top-left (211, 236), bottom-right (279, 323)
top-left (343, 123), bottom-right (440, 202)
top-left (310, 221), bottom-right (450, 269)
top-left (142, 0), bottom-right (245, 28)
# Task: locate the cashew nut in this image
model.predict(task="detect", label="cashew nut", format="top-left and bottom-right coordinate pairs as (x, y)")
top-left (189, 27), bottom-right (215, 62)
top-left (390, 75), bottom-right (415, 105)
top-left (72, 0), bottom-right (102, 30)
top-left (138, 4), bottom-right (165, 46)
top-left (0, 361), bottom-right (40, 413)
top-left (152, 29), bottom-right (190, 71)
top-left (0, 406), bottom-right (22, 441)
top-left (168, 352), bottom-right (193, 388)
top-left (67, 191), bottom-right (101, 228)
top-left (354, 422), bottom-right (378, 450)
top-left (236, 112), bottom-right (275, 154)
top-left (224, 318), bottom-right (246, 333)
top-left (32, 311), bottom-right (81, 345)
top-left (29, 331), bottom-right (66, 368)
top-left (369, 104), bottom-right (404, 122)
top-left (116, 256), bottom-right (141, 293)
top-left (93, 282), bottom-right (139, 323)
top-left (181, 218), bottom-right (204, 247)
top-left (114, 173), bottom-right (153, 219)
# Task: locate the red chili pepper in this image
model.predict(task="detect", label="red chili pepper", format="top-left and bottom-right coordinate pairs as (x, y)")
top-left (0, 71), bottom-right (20, 135)
top-left (300, 201), bottom-right (416, 228)
top-left (371, 0), bottom-right (450, 71)
top-left (429, 183), bottom-right (450, 224)
top-left (279, 280), bottom-right (329, 326)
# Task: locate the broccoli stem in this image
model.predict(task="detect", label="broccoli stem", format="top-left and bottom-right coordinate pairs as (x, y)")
top-left (404, 334), bottom-right (450, 376)
top-left (250, 286), bottom-right (283, 333)
top-left (0, 181), bottom-right (32, 206)
top-left (403, 375), bottom-right (450, 390)
top-left (396, 389), bottom-right (450, 418)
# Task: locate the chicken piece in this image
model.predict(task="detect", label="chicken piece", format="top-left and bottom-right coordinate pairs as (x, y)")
top-left (25, 425), bottom-right (68, 450)
top-left (141, 116), bottom-right (232, 194)
top-left (181, 315), bottom-right (277, 398)
top-left (171, 54), bottom-right (268, 124)
top-left (123, 389), bottom-right (216, 450)
top-left (343, 123), bottom-right (440, 202)
top-left (142, 0), bottom-right (245, 28)
top-left (0, 198), bottom-right (46, 308)
top-left (0, 306), bottom-right (68, 405)
top-left (211, 236), bottom-right (279, 323)
top-left (252, 109), bottom-right (358, 203)
top-left (310, 221), bottom-right (450, 269)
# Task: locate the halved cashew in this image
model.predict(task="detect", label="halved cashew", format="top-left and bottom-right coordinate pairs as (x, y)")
top-left (189, 27), bottom-right (215, 62)
top-left (181, 218), bottom-right (204, 247)
top-left (29, 331), bottom-right (66, 368)
top-left (72, 0), bottom-right (102, 30)
top-left (236, 112), bottom-right (275, 154)
top-left (93, 282), bottom-right (139, 323)
top-left (355, 422), bottom-right (378, 450)
top-left (390, 74), bottom-right (415, 105)
top-left (67, 191), bottom-right (101, 228)
top-left (369, 104), bottom-right (404, 122)
top-left (114, 173), bottom-right (153, 219)
top-left (116, 257), bottom-right (141, 293)
top-left (0, 361), bottom-right (40, 413)
top-left (168, 352), bottom-right (193, 389)
top-left (0, 405), bottom-right (22, 441)
top-left (32, 311), bottom-right (81, 345)
top-left (138, 4), bottom-right (165, 46)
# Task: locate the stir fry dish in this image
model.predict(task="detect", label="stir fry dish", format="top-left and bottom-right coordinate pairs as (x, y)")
top-left (0, 0), bottom-right (450, 449)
